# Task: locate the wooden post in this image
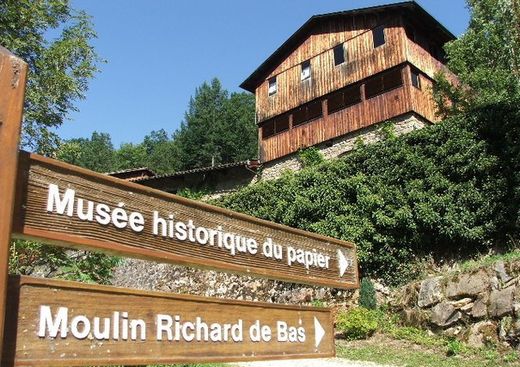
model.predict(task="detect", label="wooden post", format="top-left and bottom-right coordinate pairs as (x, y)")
top-left (0, 46), bottom-right (27, 358)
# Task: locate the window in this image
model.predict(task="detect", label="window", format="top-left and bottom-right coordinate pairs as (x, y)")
top-left (327, 84), bottom-right (361, 114)
top-left (268, 77), bottom-right (277, 96)
top-left (365, 68), bottom-right (403, 99)
top-left (411, 69), bottom-right (421, 89)
top-left (301, 60), bottom-right (311, 81)
top-left (274, 114), bottom-right (290, 134)
top-left (372, 26), bottom-right (385, 48)
top-left (333, 43), bottom-right (346, 66)
top-left (262, 120), bottom-right (275, 138)
top-left (293, 100), bottom-right (322, 126)
top-left (261, 113), bottom-right (290, 139)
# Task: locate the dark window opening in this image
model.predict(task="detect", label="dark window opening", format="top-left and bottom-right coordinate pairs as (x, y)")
top-left (365, 68), bottom-right (403, 99)
top-left (411, 69), bottom-right (421, 89)
top-left (293, 100), bottom-right (323, 127)
top-left (262, 120), bottom-right (275, 138)
top-left (372, 26), bottom-right (385, 48)
top-left (262, 113), bottom-right (290, 139)
top-left (301, 60), bottom-right (311, 81)
top-left (405, 24), bottom-right (415, 42)
top-left (274, 114), bottom-right (290, 134)
top-left (268, 77), bottom-right (277, 96)
top-left (327, 84), bottom-right (361, 114)
top-left (333, 43), bottom-right (346, 66)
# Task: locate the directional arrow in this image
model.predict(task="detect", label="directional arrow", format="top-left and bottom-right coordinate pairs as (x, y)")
top-left (337, 249), bottom-right (350, 277)
top-left (314, 316), bottom-right (325, 348)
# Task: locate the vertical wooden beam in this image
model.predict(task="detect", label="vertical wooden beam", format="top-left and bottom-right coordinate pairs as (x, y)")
top-left (0, 46), bottom-right (27, 358)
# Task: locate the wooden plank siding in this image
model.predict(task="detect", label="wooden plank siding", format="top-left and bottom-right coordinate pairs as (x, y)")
top-left (260, 65), bottom-right (419, 162)
top-left (253, 10), bottom-right (456, 163)
top-left (256, 15), bottom-right (407, 122)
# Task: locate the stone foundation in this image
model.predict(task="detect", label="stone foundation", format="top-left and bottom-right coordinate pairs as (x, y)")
top-left (261, 113), bottom-right (428, 181)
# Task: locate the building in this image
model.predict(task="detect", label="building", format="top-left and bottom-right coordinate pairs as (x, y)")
top-left (109, 160), bottom-right (260, 198)
top-left (240, 1), bottom-right (455, 179)
top-left (120, 1), bottom-right (456, 195)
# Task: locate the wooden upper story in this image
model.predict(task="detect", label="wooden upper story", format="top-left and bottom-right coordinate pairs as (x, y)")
top-left (241, 2), bottom-right (456, 163)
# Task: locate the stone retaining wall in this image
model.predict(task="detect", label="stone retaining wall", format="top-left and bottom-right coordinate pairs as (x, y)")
top-left (391, 260), bottom-right (520, 348)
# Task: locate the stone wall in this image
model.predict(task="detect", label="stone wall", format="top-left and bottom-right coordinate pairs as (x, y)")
top-left (391, 260), bottom-right (520, 348)
top-left (261, 113), bottom-right (428, 181)
top-left (112, 258), bottom-right (356, 306)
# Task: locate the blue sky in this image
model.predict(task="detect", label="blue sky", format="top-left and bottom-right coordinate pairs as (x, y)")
top-left (59, 0), bottom-right (470, 147)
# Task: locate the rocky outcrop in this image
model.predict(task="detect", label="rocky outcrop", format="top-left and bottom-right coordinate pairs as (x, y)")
top-left (392, 260), bottom-right (520, 348)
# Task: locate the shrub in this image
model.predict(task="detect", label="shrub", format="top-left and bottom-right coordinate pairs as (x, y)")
top-left (359, 278), bottom-right (377, 310)
top-left (298, 147), bottom-right (324, 167)
top-left (336, 307), bottom-right (378, 340)
top-left (219, 106), bottom-right (520, 285)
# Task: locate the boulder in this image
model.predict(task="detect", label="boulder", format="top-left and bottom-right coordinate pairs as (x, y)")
top-left (471, 293), bottom-right (489, 319)
top-left (400, 307), bottom-right (429, 328)
top-left (431, 302), bottom-right (462, 327)
top-left (494, 261), bottom-right (513, 283)
top-left (446, 270), bottom-right (490, 298)
top-left (489, 286), bottom-right (515, 318)
top-left (466, 321), bottom-right (498, 348)
top-left (418, 276), bottom-right (444, 308)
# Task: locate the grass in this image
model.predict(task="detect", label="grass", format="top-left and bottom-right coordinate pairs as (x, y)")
top-left (458, 248), bottom-right (520, 273)
top-left (334, 306), bottom-right (520, 367)
top-left (337, 335), bottom-right (520, 367)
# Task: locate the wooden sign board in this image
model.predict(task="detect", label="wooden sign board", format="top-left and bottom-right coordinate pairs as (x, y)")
top-left (2, 276), bottom-right (334, 366)
top-left (13, 152), bottom-right (358, 289)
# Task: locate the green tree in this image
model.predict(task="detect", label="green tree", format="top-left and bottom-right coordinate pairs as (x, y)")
top-left (174, 78), bottom-right (257, 170)
top-left (435, 0), bottom-right (520, 115)
top-left (57, 132), bottom-right (115, 172)
top-left (0, 0), bottom-right (102, 154)
top-left (141, 129), bottom-right (182, 174)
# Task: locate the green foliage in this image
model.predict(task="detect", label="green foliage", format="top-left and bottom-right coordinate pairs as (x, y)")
top-left (311, 299), bottom-right (325, 308)
top-left (219, 104), bottom-right (520, 285)
top-left (336, 307), bottom-right (379, 340)
top-left (435, 0), bottom-right (520, 114)
top-left (176, 187), bottom-right (212, 200)
top-left (0, 0), bottom-right (102, 153)
top-left (298, 147), bottom-right (324, 168)
top-left (174, 79), bottom-right (257, 171)
top-left (9, 240), bottom-right (119, 284)
top-left (446, 338), bottom-right (464, 356)
top-left (57, 132), bottom-right (115, 172)
top-left (359, 278), bottom-right (377, 310)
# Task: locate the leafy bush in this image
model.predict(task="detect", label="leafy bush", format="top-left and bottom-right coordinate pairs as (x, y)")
top-left (336, 307), bottom-right (379, 340)
top-left (9, 240), bottom-right (120, 284)
top-left (219, 105), bottom-right (520, 285)
top-left (359, 278), bottom-right (377, 309)
top-left (298, 147), bottom-right (324, 167)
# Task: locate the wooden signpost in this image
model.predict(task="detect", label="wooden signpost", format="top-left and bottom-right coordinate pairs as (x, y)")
top-left (0, 46), bottom-right (359, 366)
top-left (12, 152), bottom-right (358, 289)
top-left (3, 276), bottom-right (334, 366)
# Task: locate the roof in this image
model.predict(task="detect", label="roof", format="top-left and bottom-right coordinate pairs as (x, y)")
top-left (106, 167), bottom-right (156, 176)
top-left (240, 1), bottom-right (456, 93)
top-left (135, 160), bottom-right (260, 183)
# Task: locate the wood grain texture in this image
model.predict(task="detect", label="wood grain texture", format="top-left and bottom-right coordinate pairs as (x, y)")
top-left (13, 152), bottom-right (359, 289)
top-left (3, 276), bottom-right (335, 366)
top-left (254, 12), bottom-right (456, 163)
top-left (0, 46), bottom-right (27, 359)
top-left (260, 65), bottom-right (414, 162)
top-left (256, 15), bottom-right (406, 122)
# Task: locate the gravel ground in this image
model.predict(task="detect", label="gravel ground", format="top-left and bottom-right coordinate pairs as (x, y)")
top-left (231, 358), bottom-right (394, 367)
